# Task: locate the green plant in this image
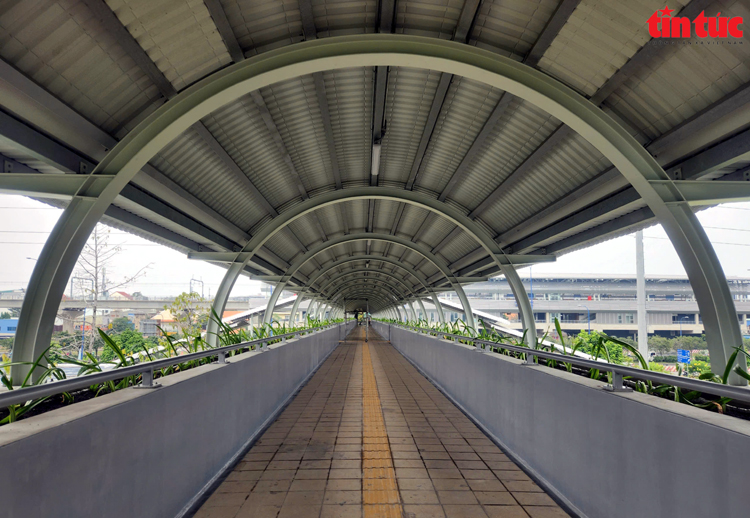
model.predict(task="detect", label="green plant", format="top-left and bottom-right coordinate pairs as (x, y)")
top-left (0, 346), bottom-right (72, 424)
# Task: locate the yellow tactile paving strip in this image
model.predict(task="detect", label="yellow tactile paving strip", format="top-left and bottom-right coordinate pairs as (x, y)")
top-left (193, 323), bottom-right (569, 518)
top-left (362, 339), bottom-right (402, 517)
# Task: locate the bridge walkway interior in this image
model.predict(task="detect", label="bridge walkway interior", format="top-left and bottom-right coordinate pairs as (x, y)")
top-left (193, 325), bottom-right (568, 518)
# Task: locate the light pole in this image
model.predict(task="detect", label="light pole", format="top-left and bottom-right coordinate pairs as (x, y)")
top-left (577, 304), bottom-right (590, 333)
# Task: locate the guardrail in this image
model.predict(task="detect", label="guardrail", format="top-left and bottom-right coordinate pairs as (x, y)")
top-left (0, 323), bottom-right (342, 409)
top-left (390, 322), bottom-right (750, 404)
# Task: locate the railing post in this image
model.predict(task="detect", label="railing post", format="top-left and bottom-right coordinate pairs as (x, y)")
top-left (217, 351), bottom-right (228, 364)
top-left (136, 368), bottom-right (159, 389)
top-left (605, 370), bottom-right (633, 392)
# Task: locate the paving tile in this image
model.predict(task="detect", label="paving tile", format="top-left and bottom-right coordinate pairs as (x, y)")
top-left (523, 506), bottom-right (569, 518)
top-left (483, 506), bottom-right (530, 518)
top-left (443, 504), bottom-right (489, 517)
top-left (194, 329), bottom-right (567, 518)
top-left (513, 493), bottom-right (557, 506)
top-left (321, 504), bottom-right (363, 518)
top-left (400, 490), bottom-right (440, 504)
top-left (403, 504), bottom-right (447, 517)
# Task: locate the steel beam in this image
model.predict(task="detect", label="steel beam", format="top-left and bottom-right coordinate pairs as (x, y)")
top-left (524, 0), bottom-right (582, 67)
top-left (203, 0), bottom-right (244, 63)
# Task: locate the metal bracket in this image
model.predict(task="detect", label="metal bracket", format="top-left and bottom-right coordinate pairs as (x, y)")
top-left (133, 369), bottom-right (161, 389)
top-left (604, 371), bottom-right (633, 393)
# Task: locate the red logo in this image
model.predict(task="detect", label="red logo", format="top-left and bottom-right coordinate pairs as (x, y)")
top-left (647, 5), bottom-right (743, 38)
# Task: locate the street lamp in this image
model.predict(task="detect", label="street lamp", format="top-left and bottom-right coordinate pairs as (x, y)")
top-left (577, 304), bottom-right (590, 333)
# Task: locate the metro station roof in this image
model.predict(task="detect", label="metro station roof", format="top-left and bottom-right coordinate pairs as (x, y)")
top-left (0, 0), bottom-right (748, 313)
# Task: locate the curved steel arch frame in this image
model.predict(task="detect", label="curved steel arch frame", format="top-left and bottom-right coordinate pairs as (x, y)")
top-left (289, 255), bottom-right (441, 323)
top-left (331, 290), bottom-right (396, 314)
top-left (317, 268), bottom-right (428, 316)
top-left (257, 232), bottom-right (473, 328)
top-left (328, 284), bottom-right (406, 310)
top-left (323, 277), bottom-right (419, 315)
top-left (13, 34), bottom-right (743, 382)
top-left (319, 271), bottom-right (414, 302)
top-left (304, 255), bottom-right (445, 322)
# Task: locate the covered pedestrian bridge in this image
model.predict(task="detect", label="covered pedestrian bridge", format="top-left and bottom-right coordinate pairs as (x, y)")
top-left (1, 1), bottom-right (750, 517)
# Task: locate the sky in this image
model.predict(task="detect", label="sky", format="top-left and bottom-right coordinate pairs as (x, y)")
top-left (1, 194), bottom-right (749, 299)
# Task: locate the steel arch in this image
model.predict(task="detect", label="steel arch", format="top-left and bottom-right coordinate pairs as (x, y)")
top-left (13, 34), bottom-right (742, 381)
top-left (304, 255), bottom-right (445, 322)
top-left (257, 233), bottom-right (474, 329)
top-left (324, 272), bottom-right (429, 323)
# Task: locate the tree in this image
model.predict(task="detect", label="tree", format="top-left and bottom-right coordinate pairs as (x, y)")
top-left (99, 329), bottom-right (158, 362)
top-left (110, 316), bottom-right (134, 333)
top-left (0, 312), bottom-right (12, 320)
top-left (70, 224), bottom-right (150, 356)
top-left (573, 330), bottom-right (625, 364)
top-left (648, 335), bottom-right (674, 356)
top-left (165, 292), bottom-right (211, 336)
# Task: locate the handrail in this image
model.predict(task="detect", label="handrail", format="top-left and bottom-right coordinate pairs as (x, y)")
top-left (0, 323), bottom-right (342, 408)
top-left (387, 323), bottom-right (750, 405)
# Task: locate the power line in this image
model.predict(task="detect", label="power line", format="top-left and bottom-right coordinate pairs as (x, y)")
top-left (645, 236), bottom-right (750, 247)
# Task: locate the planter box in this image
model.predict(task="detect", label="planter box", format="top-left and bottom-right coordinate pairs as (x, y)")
top-left (379, 323), bottom-right (750, 518)
top-left (0, 324), bottom-right (352, 518)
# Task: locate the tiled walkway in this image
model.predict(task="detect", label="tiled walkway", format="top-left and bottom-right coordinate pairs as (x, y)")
top-left (194, 325), bottom-right (569, 518)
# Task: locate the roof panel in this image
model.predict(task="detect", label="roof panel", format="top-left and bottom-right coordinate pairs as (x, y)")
top-left (108, 0), bottom-right (231, 91)
top-left (538, 0), bottom-right (689, 96)
top-left (151, 130), bottom-right (266, 230)
top-left (323, 67), bottom-right (373, 185)
top-left (0, 0), bottom-right (157, 133)
top-left (261, 74), bottom-right (332, 194)
top-left (381, 67), bottom-right (443, 184)
top-left (417, 77), bottom-right (503, 193)
top-left (472, 0), bottom-right (557, 58)
top-left (313, 0), bottom-right (377, 37)
top-left (449, 97), bottom-right (559, 213)
top-left (203, 94), bottom-right (300, 209)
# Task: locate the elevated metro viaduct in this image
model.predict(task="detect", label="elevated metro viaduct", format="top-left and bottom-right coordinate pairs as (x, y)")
top-left (1, 1), bottom-right (750, 517)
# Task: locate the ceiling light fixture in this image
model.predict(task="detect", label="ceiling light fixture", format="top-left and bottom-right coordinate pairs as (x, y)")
top-left (371, 142), bottom-right (382, 176)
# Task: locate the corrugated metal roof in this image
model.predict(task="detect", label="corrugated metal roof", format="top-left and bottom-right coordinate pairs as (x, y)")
top-left (396, 0), bottom-right (463, 39)
top-left (381, 67), bottom-right (442, 184)
top-left (539, 0), bottom-right (689, 97)
top-left (480, 132), bottom-right (611, 232)
top-left (0, 0), bottom-right (157, 133)
top-left (108, 0), bottom-right (231, 91)
top-left (260, 74), bottom-right (332, 193)
top-left (416, 77), bottom-right (503, 193)
top-left (224, 0), bottom-right (304, 55)
top-left (450, 97), bottom-right (559, 214)
top-left (313, 0), bottom-right (377, 37)
top-left (151, 129), bottom-right (267, 230)
top-left (323, 67), bottom-right (373, 184)
top-left (2, 0), bottom-right (749, 311)
top-left (203, 94), bottom-right (300, 209)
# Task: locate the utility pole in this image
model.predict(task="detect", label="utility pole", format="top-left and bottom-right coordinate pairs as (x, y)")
top-left (365, 299), bottom-right (369, 343)
top-left (636, 230), bottom-right (648, 362)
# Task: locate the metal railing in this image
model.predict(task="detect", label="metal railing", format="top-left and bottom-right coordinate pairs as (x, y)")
top-left (389, 323), bottom-right (750, 405)
top-left (0, 323), bottom-right (342, 408)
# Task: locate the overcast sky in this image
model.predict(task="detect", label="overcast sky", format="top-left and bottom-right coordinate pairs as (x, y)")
top-left (1, 194), bottom-right (749, 298)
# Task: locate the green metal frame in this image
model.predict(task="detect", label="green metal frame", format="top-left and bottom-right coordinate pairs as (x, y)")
top-left (13, 34), bottom-right (744, 382)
